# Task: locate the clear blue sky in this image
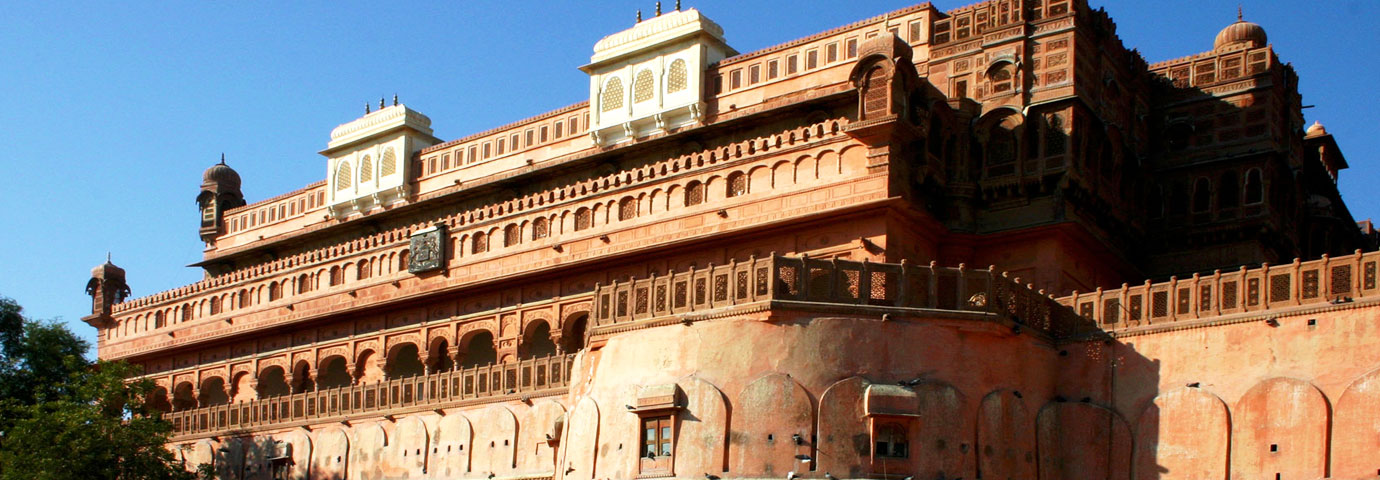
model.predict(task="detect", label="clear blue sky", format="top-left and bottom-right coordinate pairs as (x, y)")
top-left (1, 1), bottom-right (1376, 353)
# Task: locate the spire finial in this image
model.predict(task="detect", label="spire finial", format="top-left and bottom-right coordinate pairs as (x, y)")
top-left (366, 102), bottom-right (371, 114)
top-left (219, 153), bottom-right (226, 165)
top-left (379, 97), bottom-right (385, 109)
top-left (393, 94), bottom-right (399, 106)
top-left (1237, 5), bottom-right (1243, 21)
top-left (636, 9), bottom-right (642, 23)
top-left (656, 1), bottom-right (661, 16)
top-left (107, 252), bottom-right (112, 263)
top-left (675, 0), bottom-right (680, 11)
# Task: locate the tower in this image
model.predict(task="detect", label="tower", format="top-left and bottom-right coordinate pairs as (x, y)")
top-left (81, 256), bottom-right (130, 331)
top-left (196, 155), bottom-right (246, 243)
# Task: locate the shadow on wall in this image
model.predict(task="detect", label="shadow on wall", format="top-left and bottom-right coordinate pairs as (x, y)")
top-left (177, 429), bottom-right (316, 480)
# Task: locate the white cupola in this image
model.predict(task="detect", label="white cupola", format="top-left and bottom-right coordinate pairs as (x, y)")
top-left (581, 7), bottom-right (736, 146)
top-left (321, 98), bottom-right (439, 218)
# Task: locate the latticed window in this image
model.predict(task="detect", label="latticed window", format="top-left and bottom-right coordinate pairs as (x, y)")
top-left (381, 148), bottom-right (397, 176)
top-left (335, 162), bottom-right (352, 191)
top-left (633, 70), bottom-right (655, 103)
top-left (532, 217), bottom-right (549, 240)
top-left (619, 197), bottom-right (637, 221)
top-left (726, 172), bottom-right (747, 197)
top-left (504, 224), bottom-right (520, 247)
top-left (601, 77), bottom-right (624, 112)
top-left (575, 208), bottom-right (592, 231)
top-left (875, 423), bottom-right (909, 458)
top-left (990, 65), bottom-right (1013, 93)
top-left (667, 59), bottom-right (688, 93)
top-left (473, 232), bottom-right (488, 253)
top-left (685, 181), bottom-right (704, 206)
top-left (358, 155), bottom-right (373, 184)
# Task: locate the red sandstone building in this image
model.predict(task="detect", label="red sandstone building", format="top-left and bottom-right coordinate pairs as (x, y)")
top-left (82, 1), bottom-right (1380, 479)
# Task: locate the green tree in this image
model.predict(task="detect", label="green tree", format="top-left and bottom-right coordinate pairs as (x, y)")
top-left (0, 296), bottom-right (197, 480)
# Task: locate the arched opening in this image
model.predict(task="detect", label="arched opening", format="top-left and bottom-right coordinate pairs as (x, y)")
top-left (473, 231), bottom-right (489, 253)
top-left (429, 338), bottom-right (455, 373)
top-left (504, 224), bottom-right (520, 247)
top-left (386, 344), bottom-right (425, 379)
top-left (1192, 177), bottom-right (1212, 213)
top-left (684, 181), bottom-right (704, 206)
top-left (726, 172), bottom-right (747, 198)
top-left (198, 377), bottom-right (229, 407)
top-left (461, 331), bottom-right (497, 369)
top-left (575, 207), bottom-right (592, 231)
top-left (619, 196), bottom-right (638, 221)
top-left (1245, 169), bottom-right (1264, 204)
top-left (356, 350), bottom-right (384, 384)
top-left (257, 366), bottom-right (291, 399)
top-left (317, 356), bottom-right (352, 389)
top-left (230, 372), bottom-right (254, 403)
top-left (172, 382), bottom-right (196, 411)
top-left (521, 321), bottom-right (557, 359)
top-left (561, 314), bottom-right (589, 353)
top-left (532, 217), bottom-right (550, 240)
top-left (1219, 171), bottom-right (1240, 210)
top-left (292, 361), bottom-right (315, 393)
top-left (147, 386), bottom-right (172, 414)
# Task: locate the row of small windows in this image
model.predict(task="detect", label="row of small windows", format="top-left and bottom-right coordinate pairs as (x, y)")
top-left (1150, 169), bottom-right (1265, 218)
top-left (600, 59), bottom-right (690, 114)
top-left (229, 191), bottom-right (327, 233)
top-left (424, 114), bottom-right (589, 176)
top-left (335, 148), bottom-right (398, 192)
top-left (717, 20), bottom-right (926, 94)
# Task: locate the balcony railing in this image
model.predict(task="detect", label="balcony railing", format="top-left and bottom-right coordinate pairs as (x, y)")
top-left (1059, 250), bottom-right (1380, 332)
top-left (593, 254), bottom-right (1095, 340)
top-left (164, 354), bottom-right (575, 438)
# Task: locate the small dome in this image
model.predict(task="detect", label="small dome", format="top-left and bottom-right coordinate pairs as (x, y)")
top-left (1306, 121), bottom-right (1327, 137)
top-left (1214, 19), bottom-right (1267, 51)
top-left (202, 156), bottom-right (242, 191)
top-left (91, 258), bottom-right (125, 278)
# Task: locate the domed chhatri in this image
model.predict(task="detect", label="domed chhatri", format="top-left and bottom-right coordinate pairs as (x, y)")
top-left (1214, 9), bottom-right (1267, 51)
top-left (1306, 120), bottom-right (1328, 137)
top-left (201, 153), bottom-right (242, 191)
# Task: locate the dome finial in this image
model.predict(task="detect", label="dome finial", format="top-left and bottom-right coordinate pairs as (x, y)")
top-left (636, 9), bottom-right (642, 23)
top-left (219, 153), bottom-right (226, 165)
top-left (1238, 5), bottom-right (1243, 21)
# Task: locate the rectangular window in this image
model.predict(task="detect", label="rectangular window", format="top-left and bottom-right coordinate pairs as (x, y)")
top-left (525, 129), bottom-right (534, 147)
top-left (468, 146), bottom-right (477, 164)
top-left (510, 134), bottom-right (519, 151)
top-left (730, 69), bottom-right (742, 89)
top-left (442, 154), bottom-right (451, 170)
top-left (428, 158), bottom-right (436, 174)
top-left (540, 126), bottom-right (549, 142)
top-left (847, 38), bottom-right (858, 58)
top-left (787, 55), bottom-right (799, 74)
top-left (806, 50), bottom-right (818, 69)
top-left (497, 138), bottom-right (505, 155)
top-left (909, 21), bottom-right (923, 43)
top-left (826, 42), bottom-right (838, 63)
top-left (768, 60), bottom-right (779, 79)
top-left (954, 79), bottom-right (968, 98)
top-left (455, 149), bottom-right (463, 166)
top-left (640, 415), bottom-right (674, 473)
top-left (483, 143), bottom-right (491, 159)
top-left (712, 75), bottom-right (722, 94)
top-left (749, 64), bottom-right (760, 84)
top-left (554, 121), bottom-right (564, 138)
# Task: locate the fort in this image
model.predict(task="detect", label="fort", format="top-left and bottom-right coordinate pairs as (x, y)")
top-left (82, 1), bottom-right (1380, 478)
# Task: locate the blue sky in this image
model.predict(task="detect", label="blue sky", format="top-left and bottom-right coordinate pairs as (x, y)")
top-left (1, 0), bottom-right (1376, 352)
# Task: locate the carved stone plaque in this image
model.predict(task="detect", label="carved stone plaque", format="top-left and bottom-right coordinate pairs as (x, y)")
top-left (408, 224), bottom-right (447, 273)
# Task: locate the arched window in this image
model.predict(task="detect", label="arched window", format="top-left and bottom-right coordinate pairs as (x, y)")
top-left (358, 154), bottom-right (373, 184)
top-left (985, 121), bottom-right (1017, 177)
top-left (989, 65), bottom-right (1014, 93)
top-left (472, 231), bottom-right (489, 253)
top-left (532, 217), bottom-right (550, 240)
top-left (180, 304), bottom-right (191, 323)
top-left (601, 77), bottom-right (624, 113)
top-left (297, 273), bottom-right (311, 294)
top-left (1244, 169), bottom-right (1263, 204)
top-left (874, 423), bottom-right (909, 458)
top-left (1192, 177), bottom-right (1211, 213)
top-left (209, 297), bottom-right (222, 315)
top-left (269, 282), bottom-right (282, 301)
top-left (575, 208), bottom-right (592, 231)
top-left (154, 311), bottom-right (165, 329)
top-left (356, 259), bottom-right (371, 280)
top-left (684, 181), bottom-right (704, 206)
top-left (504, 224), bottom-right (520, 247)
top-left (633, 69), bottom-right (655, 103)
top-left (726, 172), bottom-right (747, 198)
top-left (329, 266), bottom-right (343, 286)
top-left (619, 197), bottom-right (637, 221)
top-left (666, 59), bottom-right (688, 94)
top-left (381, 148), bottom-right (397, 176)
top-left (335, 161), bottom-right (352, 191)
top-left (1218, 171), bottom-right (1240, 209)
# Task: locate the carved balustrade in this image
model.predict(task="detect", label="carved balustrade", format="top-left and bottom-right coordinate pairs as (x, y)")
top-left (1059, 250), bottom-right (1380, 332)
top-left (593, 254), bottom-right (1094, 339)
top-left (163, 353), bottom-right (575, 439)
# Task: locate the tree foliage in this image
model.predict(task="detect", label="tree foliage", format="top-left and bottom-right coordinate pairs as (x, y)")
top-left (0, 296), bottom-right (197, 480)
